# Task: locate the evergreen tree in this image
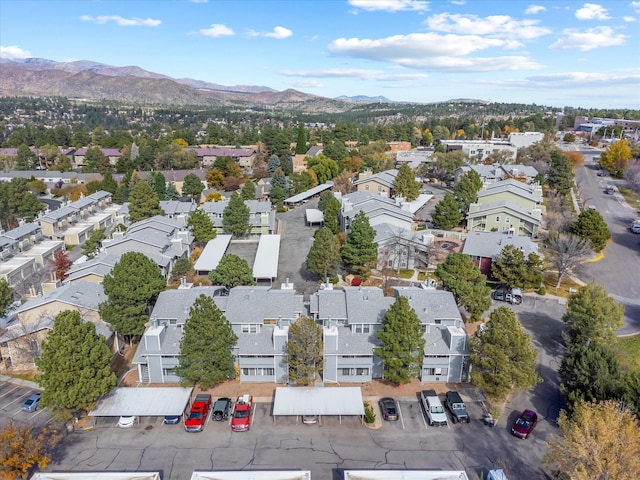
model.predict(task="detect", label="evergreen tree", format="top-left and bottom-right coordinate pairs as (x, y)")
top-left (432, 194), bottom-right (463, 230)
top-left (146, 171), bottom-right (167, 200)
top-left (491, 245), bottom-right (544, 290)
top-left (295, 124), bottom-right (307, 154)
top-left (100, 172), bottom-right (118, 194)
top-left (317, 190), bottom-right (334, 213)
top-left (187, 209), bottom-right (217, 246)
top-left (170, 257), bottom-right (193, 282)
top-left (341, 211), bottom-right (378, 277)
top-left (286, 316), bottom-right (323, 386)
top-left (0, 178), bottom-right (45, 230)
top-left (36, 310), bottom-right (116, 414)
top-left (570, 209), bottom-right (611, 252)
top-left (222, 192), bottom-right (251, 236)
top-left (270, 185), bottom-right (286, 207)
top-left (375, 295), bottom-right (426, 385)
top-left (0, 278), bottom-right (15, 316)
top-left (99, 252), bottom-right (166, 338)
top-left (128, 181), bottom-right (163, 223)
top-left (548, 150), bottom-right (574, 195)
top-left (394, 164), bottom-right (420, 201)
top-left (323, 195), bottom-right (341, 234)
top-left (306, 227), bottom-right (341, 279)
top-left (454, 170), bottom-right (483, 211)
top-left (81, 228), bottom-right (105, 259)
top-left (470, 306), bottom-right (541, 401)
top-left (240, 180), bottom-right (256, 200)
top-left (82, 147), bottom-right (110, 174)
top-left (208, 254), bottom-right (255, 290)
top-left (267, 154), bottom-right (281, 175)
top-left (175, 294), bottom-right (238, 388)
top-left (435, 253), bottom-right (491, 322)
top-left (271, 170), bottom-right (289, 196)
top-left (15, 144), bottom-right (37, 170)
top-left (165, 183), bottom-right (180, 200)
top-left (182, 173), bottom-right (205, 201)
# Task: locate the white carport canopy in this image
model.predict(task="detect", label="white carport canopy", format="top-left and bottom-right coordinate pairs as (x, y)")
top-left (191, 472), bottom-right (310, 480)
top-left (272, 387), bottom-right (364, 417)
top-left (343, 472), bottom-right (469, 480)
top-left (88, 387), bottom-right (193, 417)
top-left (30, 474), bottom-right (161, 480)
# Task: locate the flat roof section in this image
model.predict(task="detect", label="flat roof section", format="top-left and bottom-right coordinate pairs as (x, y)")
top-left (193, 235), bottom-right (232, 273)
top-left (253, 234), bottom-right (280, 280)
top-left (88, 387), bottom-right (193, 417)
top-left (305, 209), bottom-right (324, 225)
top-left (272, 387), bottom-right (364, 416)
top-left (191, 472), bottom-right (311, 480)
top-left (30, 474), bottom-right (161, 480)
top-left (343, 471), bottom-right (469, 480)
top-left (284, 181), bottom-right (333, 204)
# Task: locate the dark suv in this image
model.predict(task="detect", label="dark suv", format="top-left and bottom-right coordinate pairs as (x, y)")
top-left (212, 397), bottom-right (232, 421)
top-left (444, 391), bottom-right (470, 423)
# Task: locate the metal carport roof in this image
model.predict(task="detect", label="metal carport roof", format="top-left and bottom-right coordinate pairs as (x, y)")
top-left (272, 387), bottom-right (364, 416)
top-left (191, 472), bottom-right (311, 480)
top-left (88, 387), bottom-right (193, 417)
top-left (30, 474), bottom-right (161, 480)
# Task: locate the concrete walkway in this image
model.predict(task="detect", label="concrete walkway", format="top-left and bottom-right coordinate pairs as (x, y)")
top-left (0, 373), bottom-right (40, 389)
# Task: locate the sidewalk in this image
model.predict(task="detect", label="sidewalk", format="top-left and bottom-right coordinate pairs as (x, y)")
top-left (0, 373), bottom-right (40, 389)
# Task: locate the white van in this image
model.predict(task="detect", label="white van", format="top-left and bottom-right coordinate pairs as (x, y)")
top-left (420, 389), bottom-right (448, 426)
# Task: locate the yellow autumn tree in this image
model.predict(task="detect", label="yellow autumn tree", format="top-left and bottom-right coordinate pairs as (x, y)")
top-left (543, 399), bottom-right (640, 480)
top-left (565, 151), bottom-right (585, 168)
top-left (0, 423), bottom-right (60, 480)
top-left (600, 139), bottom-right (632, 175)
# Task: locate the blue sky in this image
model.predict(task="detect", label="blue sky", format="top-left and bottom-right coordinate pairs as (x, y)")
top-left (1, 0), bottom-right (639, 108)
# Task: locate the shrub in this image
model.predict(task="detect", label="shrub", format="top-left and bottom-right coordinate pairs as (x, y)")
top-left (538, 285), bottom-right (546, 295)
top-left (364, 401), bottom-right (376, 424)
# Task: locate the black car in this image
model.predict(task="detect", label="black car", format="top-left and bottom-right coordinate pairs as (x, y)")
top-left (605, 187), bottom-right (615, 195)
top-left (379, 397), bottom-right (399, 421)
top-left (444, 391), bottom-right (470, 423)
top-left (212, 397), bottom-right (232, 421)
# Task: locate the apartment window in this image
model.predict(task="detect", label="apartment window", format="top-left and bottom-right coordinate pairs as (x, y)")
top-left (504, 217), bottom-right (510, 224)
top-left (353, 324), bottom-right (370, 334)
top-left (263, 319), bottom-right (277, 325)
top-left (424, 368), bottom-right (435, 376)
top-left (340, 368), bottom-right (351, 376)
top-left (163, 368), bottom-right (175, 376)
top-left (241, 324), bottom-right (259, 334)
top-left (378, 186), bottom-right (383, 192)
top-left (356, 368), bottom-right (369, 376)
top-left (169, 319), bottom-right (177, 325)
top-left (434, 368), bottom-right (443, 375)
top-left (365, 185), bottom-right (369, 190)
top-left (495, 216), bottom-right (500, 223)
top-left (242, 368), bottom-right (274, 376)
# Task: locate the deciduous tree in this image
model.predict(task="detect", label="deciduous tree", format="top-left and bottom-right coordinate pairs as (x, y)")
top-left (546, 233), bottom-right (591, 288)
top-left (0, 423), bottom-right (61, 480)
top-left (600, 139), bottom-right (632, 175)
top-left (36, 310), bottom-right (116, 415)
top-left (470, 307), bottom-right (541, 401)
top-left (432, 194), bottom-right (463, 230)
top-left (375, 295), bottom-right (426, 385)
top-left (306, 227), bottom-right (341, 279)
top-left (435, 253), bottom-right (491, 322)
top-left (99, 252), bottom-right (166, 338)
top-left (341, 211), bottom-right (378, 278)
top-left (308, 154), bottom-right (339, 184)
top-left (175, 294), bottom-right (238, 388)
top-left (394, 164), bottom-right (420, 201)
top-left (50, 248), bottom-right (73, 282)
top-left (128, 180), bottom-right (163, 223)
top-left (570, 209), bottom-right (611, 252)
top-left (208, 254), bottom-right (255, 290)
top-left (286, 316), bottom-right (323, 386)
top-left (543, 400), bottom-right (640, 480)
top-left (222, 192), bottom-right (251, 236)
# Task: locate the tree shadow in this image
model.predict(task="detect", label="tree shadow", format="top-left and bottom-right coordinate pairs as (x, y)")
top-left (518, 311), bottom-right (566, 359)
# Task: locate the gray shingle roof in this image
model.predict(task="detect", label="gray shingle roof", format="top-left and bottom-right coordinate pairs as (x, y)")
top-left (15, 280), bottom-right (106, 313)
top-left (223, 286), bottom-right (305, 324)
top-left (309, 289), bottom-right (348, 320)
top-left (392, 287), bottom-right (462, 322)
top-left (343, 286), bottom-right (393, 324)
top-left (150, 286), bottom-right (227, 325)
top-left (2, 222), bottom-right (41, 240)
top-left (462, 231), bottom-right (539, 259)
top-left (236, 326), bottom-right (284, 355)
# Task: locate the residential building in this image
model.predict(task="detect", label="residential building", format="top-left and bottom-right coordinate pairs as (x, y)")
top-left (454, 164), bottom-right (539, 185)
top-left (507, 132), bottom-right (545, 149)
top-left (476, 179), bottom-right (543, 210)
top-left (339, 191), bottom-right (414, 232)
top-left (353, 169), bottom-right (398, 197)
top-left (467, 201), bottom-right (542, 237)
top-left (374, 223), bottom-right (433, 271)
top-left (442, 140), bottom-right (518, 164)
top-left (395, 148), bottom-right (435, 170)
top-left (187, 147), bottom-right (257, 170)
top-left (200, 199), bottom-right (276, 236)
top-left (462, 231), bottom-right (539, 277)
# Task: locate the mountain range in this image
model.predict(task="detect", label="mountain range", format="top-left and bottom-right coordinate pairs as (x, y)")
top-left (0, 58), bottom-right (399, 112)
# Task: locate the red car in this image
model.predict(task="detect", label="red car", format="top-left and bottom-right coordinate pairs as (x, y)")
top-left (511, 409), bottom-right (537, 439)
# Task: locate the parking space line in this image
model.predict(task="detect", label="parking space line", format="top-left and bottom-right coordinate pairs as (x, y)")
top-left (0, 385), bottom-right (19, 400)
top-left (419, 406), bottom-right (428, 430)
top-left (6, 395), bottom-right (25, 409)
top-left (31, 408), bottom-right (47, 418)
top-left (397, 403), bottom-right (405, 430)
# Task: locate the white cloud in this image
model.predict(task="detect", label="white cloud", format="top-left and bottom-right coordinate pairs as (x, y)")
top-left (189, 0), bottom-right (208, 2)
top-left (632, 1), bottom-right (640, 13)
top-left (550, 27), bottom-right (627, 51)
top-left (0, 45), bottom-right (32, 59)
top-left (199, 24), bottom-right (234, 37)
top-left (575, 3), bottom-right (611, 20)
top-left (450, 0), bottom-right (466, 5)
top-left (347, 0), bottom-right (429, 12)
top-left (328, 33), bottom-right (542, 72)
top-left (80, 15), bottom-right (161, 27)
top-left (286, 79), bottom-right (324, 89)
top-left (623, 16), bottom-right (635, 22)
top-left (264, 26), bottom-right (293, 39)
top-left (280, 68), bottom-right (428, 81)
top-left (525, 5), bottom-right (546, 14)
top-left (424, 13), bottom-right (551, 39)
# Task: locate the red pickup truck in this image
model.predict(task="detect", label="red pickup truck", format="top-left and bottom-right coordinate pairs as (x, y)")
top-left (231, 394), bottom-right (252, 432)
top-left (184, 393), bottom-right (212, 432)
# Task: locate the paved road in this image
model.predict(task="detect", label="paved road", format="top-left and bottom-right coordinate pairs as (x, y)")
top-left (0, 377), bottom-right (49, 429)
top-left (560, 143), bottom-right (640, 334)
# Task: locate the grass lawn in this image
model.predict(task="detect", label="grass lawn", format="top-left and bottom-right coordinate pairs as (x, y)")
top-left (543, 272), bottom-right (583, 298)
top-left (614, 334), bottom-right (640, 374)
top-left (617, 186), bottom-right (640, 216)
top-left (8, 372), bottom-right (39, 383)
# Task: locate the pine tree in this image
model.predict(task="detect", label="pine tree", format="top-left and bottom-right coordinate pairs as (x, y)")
top-left (240, 180), bottom-right (256, 200)
top-left (208, 254), bottom-right (255, 290)
top-left (432, 194), bottom-right (463, 229)
top-left (570, 209), bottom-right (611, 252)
top-left (548, 150), bottom-right (574, 195)
top-left (375, 296), bottom-right (426, 385)
top-left (394, 164), bottom-right (420, 201)
top-left (286, 316), bottom-right (323, 385)
top-left (341, 211), bottom-right (378, 277)
top-left (0, 278), bottom-right (15, 316)
top-left (454, 170), bottom-right (483, 211)
top-left (267, 155), bottom-right (281, 175)
top-left (491, 245), bottom-right (529, 288)
top-left (187, 209), bottom-right (217, 246)
top-left (99, 252), bottom-right (167, 338)
top-left (470, 306), bottom-right (541, 401)
top-left (128, 180), bottom-right (163, 223)
top-left (295, 124), bottom-right (307, 154)
top-left (182, 173), bottom-right (205, 201)
top-left (222, 192), bottom-right (251, 236)
top-left (323, 195), bottom-right (341, 234)
top-left (81, 228), bottom-right (106, 259)
top-left (435, 253), bottom-right (491, 322)
top-left (36, 310), bottom-right (116, 414)
top-left (175, 294), bottom-right (238, 388)
top-left (306, 227), bottom-right (341, 279)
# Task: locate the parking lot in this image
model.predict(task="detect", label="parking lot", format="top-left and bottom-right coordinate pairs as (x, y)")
top-left (0, 378), bottom-right (49, 429)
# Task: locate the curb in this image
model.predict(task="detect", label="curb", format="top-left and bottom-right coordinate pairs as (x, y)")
top-left (0, 373), bottom-right (40, 390)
